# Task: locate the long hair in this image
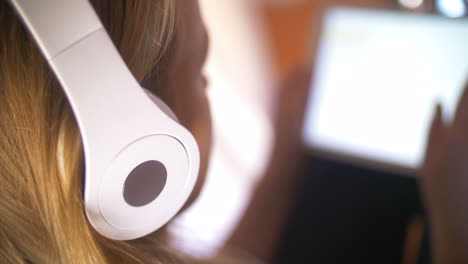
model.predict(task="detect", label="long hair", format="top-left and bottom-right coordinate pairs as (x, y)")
top-left (0, 1), bottom-right (183, 263)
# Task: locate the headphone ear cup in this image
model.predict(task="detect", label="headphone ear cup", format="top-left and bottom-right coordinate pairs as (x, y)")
top-left (143, 89), bottom-right (179, 123)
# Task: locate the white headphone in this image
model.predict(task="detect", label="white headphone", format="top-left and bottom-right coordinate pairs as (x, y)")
top-left (10, 0), bottom-right (200, 240)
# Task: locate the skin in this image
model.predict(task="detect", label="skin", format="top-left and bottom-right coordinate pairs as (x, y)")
top-left (145, 2), bottom-right (311, 260)
top-left (147, 0), bottom-right (468, 262)
top-left (144, 0), bottom-right (212, 204)
top-left (421, 87), bottom-right (468, 264)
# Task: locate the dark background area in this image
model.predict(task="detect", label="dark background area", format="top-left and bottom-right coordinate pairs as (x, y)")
top-left (276, 156), bottom-right (429, 264)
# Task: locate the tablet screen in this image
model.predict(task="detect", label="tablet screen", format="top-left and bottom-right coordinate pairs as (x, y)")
top-left (303, 7), bottom-right (468, 175)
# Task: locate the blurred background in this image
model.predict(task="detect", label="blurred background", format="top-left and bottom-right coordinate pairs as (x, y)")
top-left (168, 0), bottom-right (468, 263)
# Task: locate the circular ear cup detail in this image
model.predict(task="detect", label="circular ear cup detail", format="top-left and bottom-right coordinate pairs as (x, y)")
top-left (123, 160), bottom-right (167, 207)
top-left (99, 134), bottom-right (190, 234)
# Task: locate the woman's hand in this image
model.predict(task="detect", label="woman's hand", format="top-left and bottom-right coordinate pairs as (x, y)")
top-left (421, 82), bottom-right (468, 264)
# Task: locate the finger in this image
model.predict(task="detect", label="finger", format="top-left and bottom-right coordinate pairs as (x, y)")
top-left (453, 80), bottom-right (468, 129)
top-left (422, 104), bottom-right (444, 175)
top-left (429, 104), bottom-right (444, 148)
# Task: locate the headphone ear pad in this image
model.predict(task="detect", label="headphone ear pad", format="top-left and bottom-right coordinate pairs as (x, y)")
top-left (143, 88), bottom-right (179, 123)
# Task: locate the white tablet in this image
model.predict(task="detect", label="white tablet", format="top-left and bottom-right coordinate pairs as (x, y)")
top-left (303, 7), bottom-right (468, 176)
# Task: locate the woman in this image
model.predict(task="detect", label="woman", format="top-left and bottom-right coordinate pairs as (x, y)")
top-left (0, 0), bottom-right (466, 263)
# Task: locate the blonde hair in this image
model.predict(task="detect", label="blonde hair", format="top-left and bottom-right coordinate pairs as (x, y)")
top-left (0, 1), bottom-right (186, 263)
